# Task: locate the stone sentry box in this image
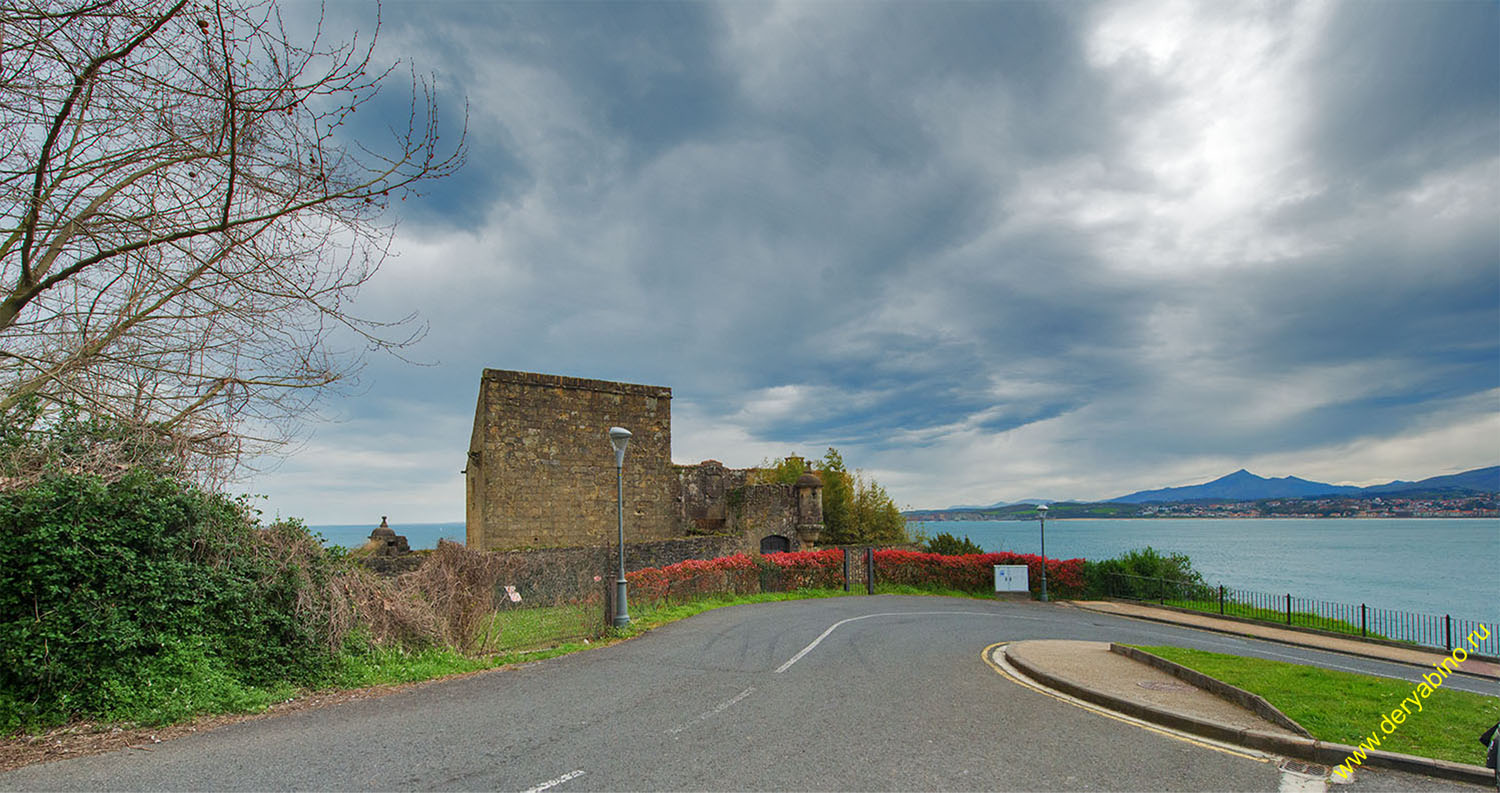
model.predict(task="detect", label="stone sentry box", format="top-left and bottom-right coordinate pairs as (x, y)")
top-left (465, 370), bottom-right (676, 551)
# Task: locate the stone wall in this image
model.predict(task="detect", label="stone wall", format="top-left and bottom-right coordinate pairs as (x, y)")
top-left (734, 483), bottom-right (803, 550)
top-left (481, 535), bottom-right (747, 605)
top-left (358, 552), bottom-right (426, 577)
top-left (675, 461), bottom-right (750, 534)
top-left (466, 370), bottom-right (675, 551)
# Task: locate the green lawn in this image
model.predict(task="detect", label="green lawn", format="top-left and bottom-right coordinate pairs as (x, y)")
top-left (477, 603), bottom-right (606, 652)
top-left (1133, 645), bottom-right (1499, 766)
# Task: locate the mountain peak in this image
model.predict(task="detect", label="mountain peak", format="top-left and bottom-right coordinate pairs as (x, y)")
top-left (1109, 464), bottom-right (1499, 504)
top-left (1111, 469), bottom-right (1355, 503)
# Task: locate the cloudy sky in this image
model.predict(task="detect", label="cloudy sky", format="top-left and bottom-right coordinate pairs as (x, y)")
top-left (249, 0), bottom-right (1498, 525)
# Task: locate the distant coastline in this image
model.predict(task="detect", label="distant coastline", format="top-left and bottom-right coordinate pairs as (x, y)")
top-left (905, 494), bottom-right (1498, 522)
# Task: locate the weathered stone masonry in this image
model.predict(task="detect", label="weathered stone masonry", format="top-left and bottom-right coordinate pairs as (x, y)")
top-left (466, 369), bottom-right (822, 556)
top-left (466, 370), bottom-right (675, 551)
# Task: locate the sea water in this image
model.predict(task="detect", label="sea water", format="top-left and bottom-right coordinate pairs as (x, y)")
top-left (312, 521), bottom-right (465, 552)
top-left (910, 517), bottom-right (1498, 621)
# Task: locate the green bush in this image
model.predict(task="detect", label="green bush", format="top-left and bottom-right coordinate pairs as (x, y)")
top-left (0, 470), bottom-right (342, 731)
top-left (922, 532), bottom-right (985, 555)
top-left (1082, 546), bottom-right (1210, 600)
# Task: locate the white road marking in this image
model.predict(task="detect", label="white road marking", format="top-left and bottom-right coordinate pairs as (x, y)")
top-left (666, 686), bottom-right (755, 735)
top-left (522, 769), bottom-right (584, 793)
top-left (775, 610), bottom-right (1044, 673)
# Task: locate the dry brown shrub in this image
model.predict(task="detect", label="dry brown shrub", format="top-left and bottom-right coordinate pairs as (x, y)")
top-left (395, 540), bottom-right (506, 653)
top-left (336, 566), bottom-right (444, 648)
top-left (241, 530), bottom-right (506, 655)
top-left (250, 522), bottom-right (445, 651)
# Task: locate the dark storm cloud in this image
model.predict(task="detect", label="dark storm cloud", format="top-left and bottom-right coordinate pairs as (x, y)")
top-left (1300, 0), bottom-right (1499, 193)
top-left (252, 0), bottom-right (1499, 520)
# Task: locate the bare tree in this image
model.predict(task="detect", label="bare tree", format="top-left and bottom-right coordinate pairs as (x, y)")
top-left (0, 0), bottom-right (464, 486)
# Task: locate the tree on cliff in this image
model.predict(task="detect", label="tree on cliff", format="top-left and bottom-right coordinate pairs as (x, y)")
top-left (0, 0), bottom-right (464, 486)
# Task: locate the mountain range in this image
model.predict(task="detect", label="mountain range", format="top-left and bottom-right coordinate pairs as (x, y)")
top-left (939, 465), bottom-right (1499, 510)
top-left (1106, 466), bottom-right (1500, 504)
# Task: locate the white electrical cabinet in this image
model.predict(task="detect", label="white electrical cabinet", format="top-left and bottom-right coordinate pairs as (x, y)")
top-left (994, 564), bottom-right (1029, 593)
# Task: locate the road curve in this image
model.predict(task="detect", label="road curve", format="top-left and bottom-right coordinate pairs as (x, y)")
top-left (0, 596), bottom-right (1488, 791)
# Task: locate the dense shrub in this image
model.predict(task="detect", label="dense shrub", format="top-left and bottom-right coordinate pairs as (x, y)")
top-left (1080, 546), bottom-right (1210, 600)
top-left (874, 549), bottom-right (1087, 598)
top-left (625, 549), bottom-right (851, 605)
top-left (761, 548), bottom-right (845, 590)
top-left (626, 548), bottom-right (1092, 603)
top-left (0, 471), bottom-right (345, 730)
top-left (923, 532), bottom-right (985, 556)
top-left (627, 554), bottom-right (761, 605)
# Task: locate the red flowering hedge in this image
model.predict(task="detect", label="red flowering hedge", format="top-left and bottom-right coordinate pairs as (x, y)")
top-left (761, 548), bottom-right (845, 591)
top-left (625, 547), bottom-right (1085, 604)
top-left (626, 553), bottom-right (758, 605)
top-left (626, 549), bottom-right (846, 605)
top-left (874, 550), bottom-right (1086, 598)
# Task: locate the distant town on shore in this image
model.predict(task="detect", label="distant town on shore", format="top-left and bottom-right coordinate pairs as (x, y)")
top-left (905, 465), bottom-right (1500, 521)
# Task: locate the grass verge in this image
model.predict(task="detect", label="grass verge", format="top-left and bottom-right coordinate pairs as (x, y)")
top-left (1158, 599), bottom-right (1394, 641)
top-left (1132, 644), bottom-right (1499, 766)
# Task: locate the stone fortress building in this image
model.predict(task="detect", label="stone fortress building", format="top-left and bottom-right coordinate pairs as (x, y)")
top-left (465, 369), bottom-right (823, 556)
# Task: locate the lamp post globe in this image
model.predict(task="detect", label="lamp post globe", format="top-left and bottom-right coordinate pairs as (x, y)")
top-left (1036, 504), bottom-right (1049, 603)
top-left (608, 427), bottom-right (632, 627)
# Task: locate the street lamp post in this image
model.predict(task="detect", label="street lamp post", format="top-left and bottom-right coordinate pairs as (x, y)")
top-left (1037, 503), bottom-right (1049, 603)
top-left (609, 426), bottom-right (632, 627)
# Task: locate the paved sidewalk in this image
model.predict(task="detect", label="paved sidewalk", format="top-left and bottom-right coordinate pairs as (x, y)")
top-left (1002, 640), bottom-right (1302, 736)
top-left (998, 637), bottom-right (1498, 787)
top-left (1069, 600), bottom-right (1500, 680)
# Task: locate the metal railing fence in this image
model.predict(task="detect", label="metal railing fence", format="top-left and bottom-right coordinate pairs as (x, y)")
top-left (1107, 572), bottom-right (1497, 657)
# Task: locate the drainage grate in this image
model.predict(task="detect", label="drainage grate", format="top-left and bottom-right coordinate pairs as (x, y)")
top-left (1279, 759), bottom-right (1330, 776)
top-left (1136, 680), bottom-right (1195, 691)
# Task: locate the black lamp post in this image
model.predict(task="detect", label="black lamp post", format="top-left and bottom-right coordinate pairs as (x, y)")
top-left (609, 426), bottom-right (632, 627)
top-left (1037, 503), bottom-right (1049, 603)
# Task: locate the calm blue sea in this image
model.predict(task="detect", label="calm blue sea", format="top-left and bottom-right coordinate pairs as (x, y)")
top-left (909, 517), bottom-right (1498, 622)
top-left (312, 522), bottom-right (465, 552)
top-left (314, 518), bottom-right (1498, 623)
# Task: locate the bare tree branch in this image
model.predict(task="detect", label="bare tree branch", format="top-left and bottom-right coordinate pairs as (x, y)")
top-left (0, 0), bottom-right (466, 487)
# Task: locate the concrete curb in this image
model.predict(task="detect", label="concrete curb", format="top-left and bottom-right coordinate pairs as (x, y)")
top-left (1069, 602), bottom-right (1500, 682)
top-left (1002, 644), bottom-right (1497, 786)
top-left (1108, 643), bottom-right (1311, 737)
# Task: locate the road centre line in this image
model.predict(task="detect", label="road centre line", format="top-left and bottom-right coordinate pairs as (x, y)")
top-left (521, 769), bottom-right (584, 793)
top-left (666, 686), bottom-right (755, 735)
top-left (775, 611), bottom-right (1046, 673)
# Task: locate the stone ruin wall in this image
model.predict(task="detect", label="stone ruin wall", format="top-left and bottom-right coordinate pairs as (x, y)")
top-left (674, 461), bottom-right (819, 552)
top-left (466, 370), bottom-right (676, 552)
top-left (467, 369), bottom-right (822, 556)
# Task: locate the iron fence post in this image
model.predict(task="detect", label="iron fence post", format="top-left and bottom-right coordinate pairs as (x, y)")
top-left (865, 548), bottom-right (874, 595)
top-left (1219, 585), bottom-right (1225, 615)
top-left (1361, 603), bottom-right (1366, 637)
top-left (1445, 614), bottom-right (1452, 652)
top-left (843, 548), bottom-right (850, 592)
top-left (1285, 593), bottom-right (1291, 625)
top-left (1159, 577), bottom-right (1165, 605)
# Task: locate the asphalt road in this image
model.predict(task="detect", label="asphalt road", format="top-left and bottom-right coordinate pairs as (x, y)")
top-left (1, 596), bottom-right (1494, 791)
